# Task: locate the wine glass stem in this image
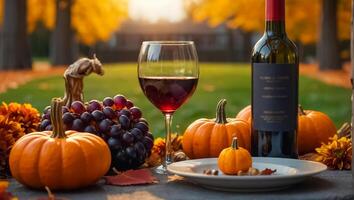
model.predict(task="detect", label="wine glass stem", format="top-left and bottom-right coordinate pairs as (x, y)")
top-left (164, 113), bottom-right (173, 169)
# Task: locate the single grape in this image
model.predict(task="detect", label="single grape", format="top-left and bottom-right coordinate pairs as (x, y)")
top-left (134, 142), bottom-right (146, 156)
top-left (130, 107), bottom-right (142, 120)
top-left (71, 101), bottom-right (86, 114)
top-left (131, 128), bottom-right (143, 141)
top-left (72, 118), bottom-right (84, 131)
top-left (122, 131), bottom-right (134, 145)
top-left (103, 107), bottom-right (116, 119)
top-left (146, 132), bottom-right (154, 140)
top-left (99, 119), bottom-right (113, 133)
top-left (62, 112), bottom-right (75, 125)
top-left (139, 118), bottom-right (149, 126)
top-left (110, 124), bottom-right (123, 138)
top-left (114, 95), bottom-right (127, 110)
top-left (137, 153), bottom-right (146, 166)
top-left (42, 113), bottom-right (51, 120)
top-left (108, 137), bottom-right (123, 151)
top-left (80, 112), bottom-right (93, 124)
top-left (92, 110), bottom-right (105, 122)
top-left (45, 124), bottom-right (52, 131)
top-left (115, 150), bottom-right (127, 164)
top-left (87, 100), bottom-right (102, 113)
top-left (126, 146), bottom-right (137, 160)
top-left (84, 125), bottom-right (97, 134)
top-left (119, 115), bottom-right (130, 130)
top-left (43, 106), bottom-right (51, 114)
top-left (115, 110), bottom-right (121, 118)
top-left (62, 106), bottom-right (69, 114)
top-left (134, 122), bottom-right (149, 133)
top-left (125, 100), bottom-right (134, 109)
top-left (103, 97), bottom-right (115, 107)
top-left (119, 109), bottom-right (131, 119)
top-left (143, 136), bottom-right (153, 150)
top-left (40, 119), bottom-right (51, 131)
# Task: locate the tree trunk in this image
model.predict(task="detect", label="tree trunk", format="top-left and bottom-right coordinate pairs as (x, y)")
top-left (0, 0), bottom-right (32, 70)
top-left (227, 28), bottom-right (236, 62)
top-left (50, 0), bottom-right (75, 66)
top-left (317, 0), bottom-right (341, 70)
top-left (242, 31), bottom-right (252, 62)
top-left (351, 0), bottom-right (354, 180)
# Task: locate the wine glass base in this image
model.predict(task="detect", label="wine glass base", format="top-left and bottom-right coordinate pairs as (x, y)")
top-left (155, 165), bottom-right (169, 175)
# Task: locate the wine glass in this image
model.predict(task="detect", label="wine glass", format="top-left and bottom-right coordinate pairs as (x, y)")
top-left (138, 41), bottom-right (199, 174)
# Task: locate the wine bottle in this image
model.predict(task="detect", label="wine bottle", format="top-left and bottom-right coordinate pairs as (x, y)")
top-left (251, 0), bottom-right (299, 158)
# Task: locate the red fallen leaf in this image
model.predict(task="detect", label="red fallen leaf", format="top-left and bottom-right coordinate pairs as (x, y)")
top-left (104, 169), bottom-right (158, 186)
top-left (260, 168), bottom-right (277, 175)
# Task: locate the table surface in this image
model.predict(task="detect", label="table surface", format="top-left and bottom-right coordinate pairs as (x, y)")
top-left (7, 170), bottom-right (354, 200)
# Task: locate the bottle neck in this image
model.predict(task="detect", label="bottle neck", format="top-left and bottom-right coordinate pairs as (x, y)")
top-left (265, 0), bottom-right (286, 36)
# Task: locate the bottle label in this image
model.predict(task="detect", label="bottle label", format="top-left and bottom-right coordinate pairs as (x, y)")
top-left (252, 63), bottom-right (298, 131)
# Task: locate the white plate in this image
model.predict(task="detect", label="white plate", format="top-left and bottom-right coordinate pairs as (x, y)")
top-left (167, 157), bottom-right (327, 192)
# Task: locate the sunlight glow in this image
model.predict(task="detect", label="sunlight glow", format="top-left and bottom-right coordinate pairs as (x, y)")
top-left (128, 0), bottom-right (186, 23)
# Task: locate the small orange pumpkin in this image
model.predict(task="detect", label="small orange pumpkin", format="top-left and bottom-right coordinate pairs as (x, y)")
top-left (9, 98), bottom-right (111, 190)
top-left (218, 137), bottom-right (252, 175)
top-left (297, 106), bottom-right (337, 154)
top-left (235, 105), bottom-right (337, 155)
top-left (183, 99), bottom-right (250, 159)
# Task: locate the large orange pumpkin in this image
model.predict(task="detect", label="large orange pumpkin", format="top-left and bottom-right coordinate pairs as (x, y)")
top-left (183, 99), bottom-right (250, 159)
top-left (235, 105), bottom-right (337, 155)
top-left (9, 98), bottom-right (111, 190)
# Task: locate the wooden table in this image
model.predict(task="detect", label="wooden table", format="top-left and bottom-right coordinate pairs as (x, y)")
top-left (7, 170), bottom-right (354, 200)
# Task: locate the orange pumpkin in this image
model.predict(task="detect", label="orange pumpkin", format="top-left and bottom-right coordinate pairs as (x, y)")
top-left (218, 137), bottom-right (252, 175)
top-left (235, 105), bottom-right (251, 124)
top-left (235, 105), bottom-right (337, 155)
top-left (183, 99), bottom-right (250, 159)
top-left (9, 98), bottom-right (111, 190)
top-left (297, 106), bottom-right (337, 154)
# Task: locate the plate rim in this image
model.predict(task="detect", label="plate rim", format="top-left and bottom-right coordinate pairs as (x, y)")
top-left (167, 157), bottom-right (327, 180)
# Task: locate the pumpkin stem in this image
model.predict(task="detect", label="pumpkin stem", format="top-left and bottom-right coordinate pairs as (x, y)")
top-left (231, 137), bottom-right (238, 149)
top-left (298, 105), bottom-right (306, 115)
top-left (50, 98), bottom-right (66, 138)
top-left (215, 99), bottom-right (228, 124)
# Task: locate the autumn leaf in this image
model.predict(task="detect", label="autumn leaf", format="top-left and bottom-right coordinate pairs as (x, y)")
top-left (260, 168), bottom-right (277, 175)
top-left (104, 169), bottom-right (158, 186)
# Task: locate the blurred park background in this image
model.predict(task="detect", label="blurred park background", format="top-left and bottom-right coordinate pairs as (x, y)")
top-left (0, 0), bottom-right (351, 135)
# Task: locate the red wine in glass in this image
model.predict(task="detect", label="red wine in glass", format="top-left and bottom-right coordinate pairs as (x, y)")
top-left (138, 41), bottom-right (199, 174)
top-left (139, 76), bottom-right (198, 114)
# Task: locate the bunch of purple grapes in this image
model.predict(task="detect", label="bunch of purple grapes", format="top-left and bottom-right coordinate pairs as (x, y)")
top-left (40, 95), bottom-right (154, 170)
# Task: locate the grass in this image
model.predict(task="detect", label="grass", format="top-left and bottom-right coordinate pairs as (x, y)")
top-left (0, 63), bottom-right (351, 137)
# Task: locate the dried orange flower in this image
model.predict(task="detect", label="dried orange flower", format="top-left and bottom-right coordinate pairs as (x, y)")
top-left (0, 102), bottom-right (40, 133)
top-left (0, 102), bottom-right (40, 177)
top-left (145, 134), bottom-right (184, 167)
top-left (0, 115), bottom-right (24, 178)
top-left (315, 135), bottom-right (352, 170)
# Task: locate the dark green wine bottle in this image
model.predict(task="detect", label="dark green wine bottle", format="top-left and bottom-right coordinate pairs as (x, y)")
top-left (251, 0), bottom-right (299, 158)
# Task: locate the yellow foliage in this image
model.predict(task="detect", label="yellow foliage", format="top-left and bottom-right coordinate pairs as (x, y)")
top-left (192, 0), bottom-right (351, 44)
top-left (0, 0), bottom-right (127, 45)
top-left (72, 0), bottom-right (128, 45)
